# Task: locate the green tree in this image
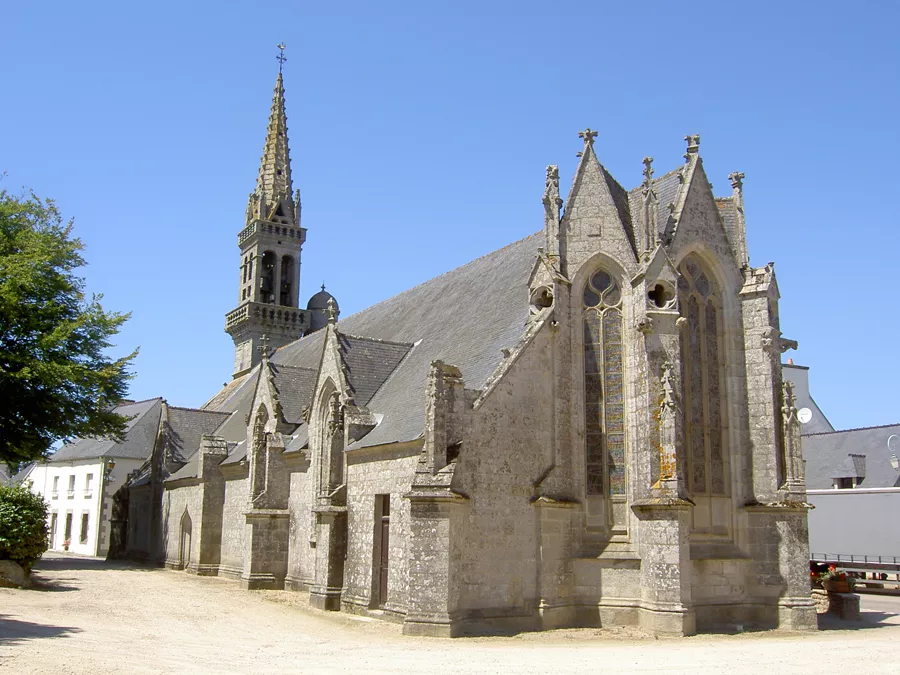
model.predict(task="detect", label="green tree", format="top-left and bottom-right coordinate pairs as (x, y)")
top-left (0, 482), bottom-right (49, 573)
top-left (0, 188), bottom-right (137, 465)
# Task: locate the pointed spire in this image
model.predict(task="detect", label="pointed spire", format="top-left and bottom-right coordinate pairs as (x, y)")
top-left (253, 57), bottom-right (293, 221)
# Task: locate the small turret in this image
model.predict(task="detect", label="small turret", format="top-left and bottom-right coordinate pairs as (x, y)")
top-left (305, 284), bottom-right (340, 335)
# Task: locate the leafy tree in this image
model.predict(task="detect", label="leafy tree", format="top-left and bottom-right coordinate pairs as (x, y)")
top-left (0, 482), bottom-right (49, 573)
top-left (0, 188), bottom-right (137, 465)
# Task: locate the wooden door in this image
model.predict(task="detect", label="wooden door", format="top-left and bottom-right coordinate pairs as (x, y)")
top-left (377, 495), bottom-right (390, 607)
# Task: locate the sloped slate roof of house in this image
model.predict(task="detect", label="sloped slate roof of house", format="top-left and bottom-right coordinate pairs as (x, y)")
top-left (165, 407), bottom-right (231, 464)
top-left (50, 398), bottom-right (163, 462)
top-left (804, 423), bottom-right (900, 489)
top-left (2, 462), bottom-right (33, 485)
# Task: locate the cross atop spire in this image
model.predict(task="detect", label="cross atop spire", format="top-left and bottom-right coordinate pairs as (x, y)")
top-left (579, 128), bottom-right (598, 147)
top-left (257, 334), bottom-right (272, 360)
top-left (276, 42), bottom-right (287, 74)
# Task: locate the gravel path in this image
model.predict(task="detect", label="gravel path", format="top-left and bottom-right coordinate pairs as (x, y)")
top-left (2, 553), bottom-right (899, 674)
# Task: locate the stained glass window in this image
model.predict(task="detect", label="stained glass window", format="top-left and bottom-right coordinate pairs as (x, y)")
top-left (678, 254), bottom-right (728, 496)
top-left (583, 270), bottom-right (626, 496)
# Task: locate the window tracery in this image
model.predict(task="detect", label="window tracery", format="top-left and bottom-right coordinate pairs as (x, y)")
top-left (678, 254), bottom-right (727, 496)
top-left (582, 270), bottom-right (626, 497)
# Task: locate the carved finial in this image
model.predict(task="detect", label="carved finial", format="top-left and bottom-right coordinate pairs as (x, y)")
top-left (321, 282), bottom-right (326, 292)
top-left (276, 43), bottom-right (287, 73)
top-left (782, 380), bottom-right (798, 425)
top-left (642, 156), bottom-right (654, 185)
top-left (683, 134), bottom-right (700, 160)
top-left (729, 171), bottom-right (745, 192)
top-left (257, 334), bottom-right (271, 360)
top-left (326, 297), bottom-right (338, 324)
top-left (578, 128), bottom-right (598, 147)
top-left (543, 165), bottom-right (562, 210)
top-left (545, 164), bottom-right (559, 185)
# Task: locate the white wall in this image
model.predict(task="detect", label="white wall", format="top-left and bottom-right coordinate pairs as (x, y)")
top-left (26, 458), bottom-right (143, 556)
top-left (807, 488), bottom-right (900, 559)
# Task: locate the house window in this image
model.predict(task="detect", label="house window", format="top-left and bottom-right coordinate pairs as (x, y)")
top-left (67, 474), bottom-right (76, 498)
top-left (678, 254), bottom-right (728, 496)
top-left (582, 269), bottom-right (626, 496)
top-left (84, 473), bottom-right (93, 497)
top-left (52, 476), bottom-right (59, 499)
top-left (49, 512), bottom-right (58, 546)
top-left (64, 512), bottom-right (73, 543)
top-left (835, 477), bottom-right (854, 490)
top-left (80, 513), bottom-right (89, 544)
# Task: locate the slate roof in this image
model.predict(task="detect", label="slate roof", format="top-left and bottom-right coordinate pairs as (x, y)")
top-left (165, 407), bottom-right (231, 464)
top-left (51, 398), bottom-right (163, 462)
top-left (626, 167), bottom-right (686, 247)
top-left (265, 233), bottom-right (541, 449)
top-left (804, 423), bottom-right (900, 489)
top-left (269, 364), bottom-right (317, 424)
top-left (203, 370), bottom-right (256, 413)
top-left (196, 158), bottom-right (727, 454)
top-left (167, 441), bottom-right (239, 481)
top-left (338, 335), bottom-right (413, 406)
top-left (8, 462), bottom-right (35, 485)
top-left (220, 440), bottom-right (248, 467)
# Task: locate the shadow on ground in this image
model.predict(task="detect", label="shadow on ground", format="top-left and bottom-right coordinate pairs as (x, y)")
top-left (33, 556), bottom-right (157, 573)
top-left (818, 610), bottom-right (899, 631)
top-left (0, 614), bottom-right (81, 646)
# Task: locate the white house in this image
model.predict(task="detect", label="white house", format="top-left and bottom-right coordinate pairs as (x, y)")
top-left (19, 398), bottom-right (227, 557)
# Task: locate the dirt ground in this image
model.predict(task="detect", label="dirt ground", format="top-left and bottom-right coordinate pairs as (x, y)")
top-left (1, 553), bottom-right (899, 674)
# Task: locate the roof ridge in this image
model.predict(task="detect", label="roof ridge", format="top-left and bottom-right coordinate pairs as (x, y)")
top-left (118, 396), bottom-right (163, 407)
top-left (805, 422), bottom-right (900, 437)
top-left (166, 405), bottom-right (231, 415)
top-left (339, 333), bottom-right (415, 348)
top-left (333, 232), bottom-right (541, 325)
top-left (270, 363), bottom-right (317, 373)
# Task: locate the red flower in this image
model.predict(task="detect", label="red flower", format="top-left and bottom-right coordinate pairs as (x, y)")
top-left (828, 565), bottom-right (836, 571)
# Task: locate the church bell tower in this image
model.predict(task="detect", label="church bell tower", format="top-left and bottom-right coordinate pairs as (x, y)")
top-left (225, 51), bottom-right (310, 377)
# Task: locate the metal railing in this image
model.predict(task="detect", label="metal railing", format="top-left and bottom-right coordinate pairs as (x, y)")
top-left (812, 553), bottom-right (900, 566)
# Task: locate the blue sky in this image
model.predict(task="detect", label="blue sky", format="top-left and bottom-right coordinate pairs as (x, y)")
top-left (3, 1), bottom-right (898, 431)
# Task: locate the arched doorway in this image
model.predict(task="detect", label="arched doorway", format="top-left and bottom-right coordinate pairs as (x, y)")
top-left (179, 509), bottom-right (192, 570)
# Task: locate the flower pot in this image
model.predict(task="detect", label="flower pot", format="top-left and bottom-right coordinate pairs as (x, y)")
top-left (824, 579), bottom-right (851, 593)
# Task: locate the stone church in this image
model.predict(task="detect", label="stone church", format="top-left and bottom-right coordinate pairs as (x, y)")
top-left (115, 69), bottom-right (817, 637)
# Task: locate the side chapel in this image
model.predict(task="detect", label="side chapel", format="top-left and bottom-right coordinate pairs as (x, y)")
top-left (117, 67), bottom-right (817, 637)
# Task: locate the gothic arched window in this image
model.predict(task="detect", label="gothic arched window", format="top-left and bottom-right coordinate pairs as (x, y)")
top-left (583, 269), bottom-right (626, 497)
top-left (678, 254), bottom-right (727, 496)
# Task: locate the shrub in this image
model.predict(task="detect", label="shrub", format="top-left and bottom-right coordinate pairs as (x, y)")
top-left (0, 482), bottom-right (49, 573)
